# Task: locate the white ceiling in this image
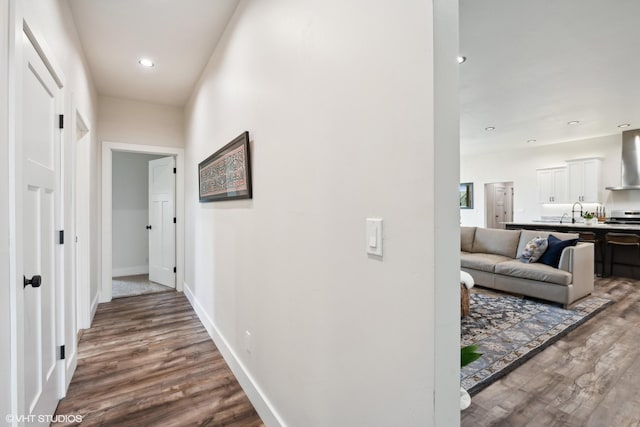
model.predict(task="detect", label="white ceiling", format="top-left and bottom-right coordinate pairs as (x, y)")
top-left (460, 0), bottom-right (640, 154)
top-left (68, 1), bottom-right (640, 153)
top-left (68, 0), bottom-right (239, 107)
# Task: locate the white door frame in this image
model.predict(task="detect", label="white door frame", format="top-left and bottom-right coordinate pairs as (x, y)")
top-left (73, 109), bottom-right (92, 329)
top-left (101, 141), bottom-right (184, 302)
top-left (0, 0), bottom-right (11, 418)
top-left (65, 106), bottom-right (89, 370)
top-left (484, 181), bottom-right (514, 229)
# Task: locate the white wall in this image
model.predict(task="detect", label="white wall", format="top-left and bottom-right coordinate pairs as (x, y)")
top-left (112, 152), bottom-right (164, 277)
top-left (98, 96), bottom-right (185, 148)
top-left (97, 96), bottom-right (186, 300)
top-left (0, 2), bottom-right (12, 420)
top-left (184, 1), bottom-right (459, 426)
top-left (460, 133), bottom-right (640, 226)
top-left (97, 96), bottom-right (185, 301)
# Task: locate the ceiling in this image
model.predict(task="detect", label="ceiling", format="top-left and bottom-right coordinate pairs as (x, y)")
top-left (68, 0), bottom-right (239, 107)
top-left (68, 1), bottom-right (640, 153)
top-left (460, 0), bottom-right (640, 154)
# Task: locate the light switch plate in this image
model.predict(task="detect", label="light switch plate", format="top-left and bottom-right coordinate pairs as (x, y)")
top-left (366, 218), bottom-right (383, 256)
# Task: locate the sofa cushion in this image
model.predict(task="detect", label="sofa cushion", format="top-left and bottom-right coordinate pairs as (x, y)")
top-left (539, 234), bottom-right (579, 268)
top-left (461, 252), bottom-right (514, 273)
top-left (495, 260), bottom-right (572, 286)
top-left (460, 226), bottom-right (476, 252)
top-left (519, 236), bottom-right (548, 263)
top-left (472, 228), bottom-right (521, 258)
top-left (516, 230), bottom-right (579, 259)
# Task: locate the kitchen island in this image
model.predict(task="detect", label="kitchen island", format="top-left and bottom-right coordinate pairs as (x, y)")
top-left (504, 221), bottom-right (640, 279)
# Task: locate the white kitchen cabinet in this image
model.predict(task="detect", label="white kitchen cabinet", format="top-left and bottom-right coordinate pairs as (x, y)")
top-left (537, 167), bottom-right (567, 203)
top-left (567, 158), bottom-right (602, 203)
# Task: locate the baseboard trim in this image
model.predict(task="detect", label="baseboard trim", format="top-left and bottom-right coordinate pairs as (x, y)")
top-left (90, 292), bottom-right (99, 324)
top-left (183, 282), bottom-right (285, 427)
top-left (112, 265), bottom-right (148, 278)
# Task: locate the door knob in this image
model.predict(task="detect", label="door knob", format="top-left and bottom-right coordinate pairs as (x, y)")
top-left (146, 225), bottom-right (152, 230)
top-left (24, 275), bottom-right (42, 288)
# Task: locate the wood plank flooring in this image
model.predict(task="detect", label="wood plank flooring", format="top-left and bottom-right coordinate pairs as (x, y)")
top-left (462, 277), bottom-right (640, 427)
top-left (53, 292), bottom-right (264, 427)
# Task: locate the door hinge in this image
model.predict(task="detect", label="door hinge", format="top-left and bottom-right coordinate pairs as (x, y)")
top-left (173, 217), bottom-right (176, 224)
top-left (173, 267), bottom-right (176, 273)
top-left (58, 114), bottom-right (64, 129)
top-left (173, 167), bottom-right (176, 174)
top-left (59, 230), bottom-right (64, 244)
top-left (59, 345), bottom-right (65, 360)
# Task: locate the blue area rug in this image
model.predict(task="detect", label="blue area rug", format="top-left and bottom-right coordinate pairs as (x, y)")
top-left (461, 292), bottom-right (612, 396)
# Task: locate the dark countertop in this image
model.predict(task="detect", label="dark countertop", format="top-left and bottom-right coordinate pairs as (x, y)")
top-left (503, 222), bottom-right (640, 231)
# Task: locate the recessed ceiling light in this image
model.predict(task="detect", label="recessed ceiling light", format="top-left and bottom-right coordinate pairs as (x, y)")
top-left (138, 58), bottom-right (155, 68)
top-left (567, 120), bottom-right (580, 125)
top-left (618, 123), bottom-right (631, 128)
top-left (527, 139), bottom-right (537, 143)
top-left (485, 126), bottom-right (495, 131)
top-left (457, 56), bottom-right (467, 64)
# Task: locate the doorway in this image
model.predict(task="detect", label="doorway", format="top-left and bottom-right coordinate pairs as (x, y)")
top-left (111, 152), bottom-right (175, 298)
top-left (485, 182), bottom-right (514, 229)
top-left (101, 142), bottom-right (185, 303)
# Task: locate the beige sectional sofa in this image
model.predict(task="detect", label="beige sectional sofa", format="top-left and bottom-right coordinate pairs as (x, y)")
top-left (460, 227), bottom-right (594, 307)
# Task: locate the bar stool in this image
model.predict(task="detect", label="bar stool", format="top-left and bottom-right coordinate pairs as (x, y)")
top-left (605, 232), bottom-right (640, 277)
top-left (579, 231), bottom-right (603, 276)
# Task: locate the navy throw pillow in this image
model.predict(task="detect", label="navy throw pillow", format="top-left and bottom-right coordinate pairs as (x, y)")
top-left (538, 234), bottom-right (578, 268)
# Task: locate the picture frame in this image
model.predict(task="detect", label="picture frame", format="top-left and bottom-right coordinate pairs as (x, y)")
top-left (460, 182), bottom-right (474, 209)
top-left (199, 131), bottom-right (252, 202)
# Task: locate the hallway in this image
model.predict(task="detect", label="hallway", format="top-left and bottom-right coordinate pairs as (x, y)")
top-left (53, 292), bottom-right (264, 426)
top-left (1, 1), bottom-right (459, 424)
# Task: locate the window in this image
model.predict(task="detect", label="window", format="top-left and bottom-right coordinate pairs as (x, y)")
top-left (460, 183), bottom-right (474, 209)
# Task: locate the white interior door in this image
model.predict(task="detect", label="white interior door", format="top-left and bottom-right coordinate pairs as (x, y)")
top-left (148, 156), bottom-right (176, 287)
top-left (21, 31), bottom-right (62, 423)
top-left (493, 185), bottom-right (507, 227)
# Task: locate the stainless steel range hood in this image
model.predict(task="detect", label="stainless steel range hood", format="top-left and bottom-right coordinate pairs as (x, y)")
top-left (606, 129), bottom-right (640, 190)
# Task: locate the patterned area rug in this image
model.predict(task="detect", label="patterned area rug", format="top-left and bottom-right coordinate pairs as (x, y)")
top-left (461, 292), bottom-right (612, 396)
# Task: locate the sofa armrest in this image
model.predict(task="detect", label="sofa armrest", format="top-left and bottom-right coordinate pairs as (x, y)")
top-left (558, 242), bottom-right (592, 272)
top-left (558, 242), bottom-right (594, 303)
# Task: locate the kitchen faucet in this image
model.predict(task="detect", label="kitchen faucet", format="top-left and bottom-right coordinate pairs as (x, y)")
top-left (560, 213), bottom-right (569, 224)
top-left (571, 201), bottom-right (583, 224)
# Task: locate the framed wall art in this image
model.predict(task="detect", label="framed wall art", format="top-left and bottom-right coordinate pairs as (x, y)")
top-left (199, 131), bottom-right (252, 202)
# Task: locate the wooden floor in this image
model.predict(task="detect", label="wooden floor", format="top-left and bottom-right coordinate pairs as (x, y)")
top-left (462, 277), bottom-right (640, 427)
top-left (54, 292), bottom-right (264, 427)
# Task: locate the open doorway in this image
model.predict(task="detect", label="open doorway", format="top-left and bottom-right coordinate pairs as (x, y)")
top-left (484, 182), bottom-right (514, 229)
top-left (101, 142), bottom-right (185, 303)
top-left (111, 152), bottom-right (175, 298)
